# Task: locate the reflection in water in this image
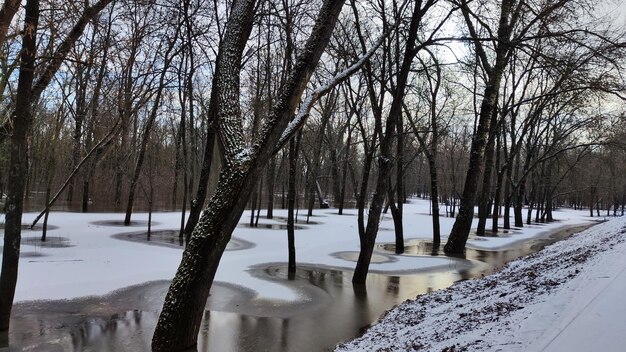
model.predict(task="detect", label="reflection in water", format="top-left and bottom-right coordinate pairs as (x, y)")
top-left (112, 230), bottom-right (255, 251)
top-left (22, 236), bottom-right (73, 248)
top-left (91, 220), bottom-right (157, 227)
top-left (6, 223), bottom-right (595, 352)
top-left (332, 251), bottom-right (395, 264)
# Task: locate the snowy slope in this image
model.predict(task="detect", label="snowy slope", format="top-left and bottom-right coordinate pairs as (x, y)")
top-left (335, 216), bottom-right (626, 352)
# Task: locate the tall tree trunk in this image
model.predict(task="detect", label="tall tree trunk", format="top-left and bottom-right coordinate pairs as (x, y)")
top-left (428, 155), bottom-right (441, 244)
top-left (124, 50), bottom-right (175, 225)
top-left (151, 1), bottom-right (345, 349)
top-left (444, 0), bottom-right (516, 253)
top-left (394, 107), bottom-right (404, 251)
top-left (476, 106), bottom-right (499, 235)
top-left (0, 0), bottom-right (39, 330)
top-left (287, 133), bottom-right (301, 279)
top-left (491, 133), bottom-right (503, 232)
top-left (387, 181), bottom-right (404, 253)
top-left (353, 0), bottom-right (431, 283)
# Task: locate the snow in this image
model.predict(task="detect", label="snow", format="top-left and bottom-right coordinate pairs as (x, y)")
top-left (0, 199), bottom-right (597, 308)
top-left (335, 211), bottom-right (626, 352)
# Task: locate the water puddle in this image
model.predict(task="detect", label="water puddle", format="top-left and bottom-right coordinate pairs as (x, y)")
top-left (22, 236), bottom-right (73, 248)
top-left (332, 251), bottom-right (396, 264)
top-left (112, 230), bottom-right (255, 251)
top-left (4, 222), bottom-right (596, 351)
top-left (91, 220), bottom-right (159, 227)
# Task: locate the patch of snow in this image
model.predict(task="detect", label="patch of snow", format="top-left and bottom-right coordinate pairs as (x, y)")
top-left (335, 215), bottom-right (626, 352)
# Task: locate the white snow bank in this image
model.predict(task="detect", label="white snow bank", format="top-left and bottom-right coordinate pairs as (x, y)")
top-left (335, 215), bottom-right (626, 352)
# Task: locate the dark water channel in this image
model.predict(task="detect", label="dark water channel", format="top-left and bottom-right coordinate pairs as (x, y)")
top-left (4, 222), bottom-right (595, 352)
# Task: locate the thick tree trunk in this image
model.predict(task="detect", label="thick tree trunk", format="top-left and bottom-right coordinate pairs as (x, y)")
top-left (353, 0), bottom-right (429, 283)
top-left (152, 1), bottom-right (345, 349)
top-left (0, 0), bottom-right (39, 330)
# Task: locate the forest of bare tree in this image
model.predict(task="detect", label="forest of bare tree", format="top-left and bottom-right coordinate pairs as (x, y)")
top-left (0, 0), bottom-right (625, 351)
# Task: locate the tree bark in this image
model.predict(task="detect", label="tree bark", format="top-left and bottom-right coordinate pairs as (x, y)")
top-left (353, 0), bottom-right (432, 284)
top-left (0, 0), bottom-right (39, 330)
top-left (0, 0), bottom-right (20, 47)
top-left (338, 125), bottom-right (352, 215)
top-left (306, 94), bottom-right (334, 218)
top-left (125, 32), bottom-right (178, 225)
top-left (151, 1), bottom-right (345, 349)
top-left (444, 0), bottom-right (516, 254)
top-left (266, 156), bottom-right (276, 218)
top-left (476, 105), bottom-right (499, 235)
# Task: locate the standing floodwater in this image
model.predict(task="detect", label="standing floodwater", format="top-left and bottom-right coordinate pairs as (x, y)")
top-left (5, 223), bottom-right (594, 351)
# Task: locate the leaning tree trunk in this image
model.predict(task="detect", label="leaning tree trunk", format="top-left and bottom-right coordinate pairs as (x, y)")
top-left (0, 0), bottom-right (39, 331)
top-left (151, 1), bottom-right (345, 349)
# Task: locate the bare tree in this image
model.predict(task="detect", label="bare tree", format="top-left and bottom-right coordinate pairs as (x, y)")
top-left (151, 1), bottom-right (347, 349)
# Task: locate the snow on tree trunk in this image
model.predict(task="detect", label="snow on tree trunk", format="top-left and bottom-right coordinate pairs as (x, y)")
top-left (151, 1), bottom-right (346, 349)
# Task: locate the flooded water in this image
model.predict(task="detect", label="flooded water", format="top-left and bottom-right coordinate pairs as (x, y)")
top-left (112, 230), bottom-right (255, 251)
top-left (4, 222), bottom-right (596, 352)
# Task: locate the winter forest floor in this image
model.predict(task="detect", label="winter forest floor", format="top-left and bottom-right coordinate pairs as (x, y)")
top-left (336, 213), bottom-right (626, 352)
top-left (0, 199), bottom-right (619, 351)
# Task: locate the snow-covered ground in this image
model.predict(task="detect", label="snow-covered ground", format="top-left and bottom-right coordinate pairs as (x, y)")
top-left (1, 199), bottom-right (597, 304)
top-left (335, 213), bottom-right (626, 352)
